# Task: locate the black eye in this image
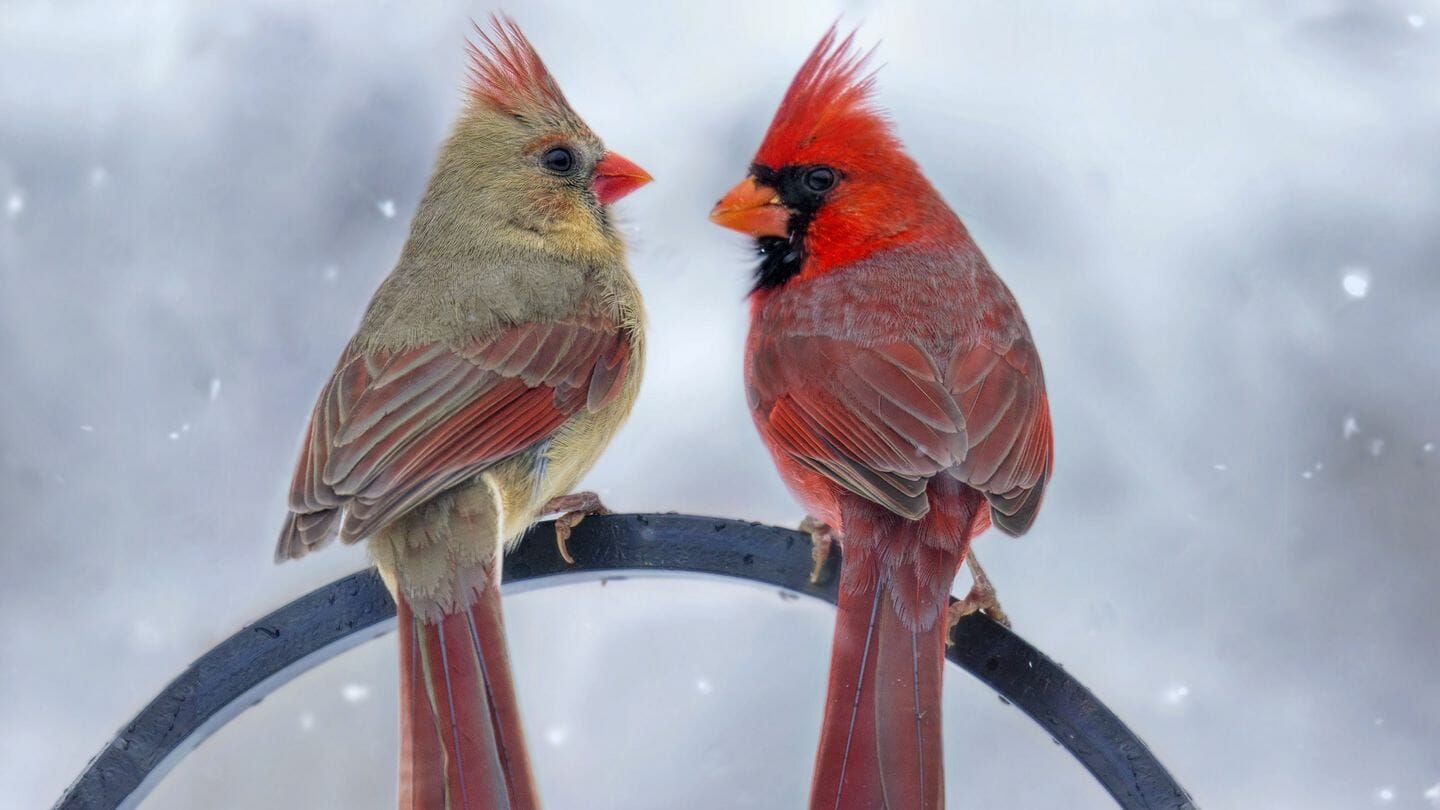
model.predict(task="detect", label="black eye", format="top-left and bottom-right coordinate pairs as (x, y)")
top-left (542, 146), bottom-right (575, 175)
top-left (803, 166), bottom-right (837, 192)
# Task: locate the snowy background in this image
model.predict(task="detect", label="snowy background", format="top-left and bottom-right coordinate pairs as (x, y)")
top-left (4, 1), bottom-right (1439, 808)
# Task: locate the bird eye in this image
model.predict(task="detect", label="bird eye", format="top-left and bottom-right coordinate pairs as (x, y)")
top-left (541, 146), bottom-right (576, 175)
top-left (803, 166), bottom-right (837, 193)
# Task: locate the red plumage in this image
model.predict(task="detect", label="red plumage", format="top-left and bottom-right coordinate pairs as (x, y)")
top-left (715, 26), bottom-right (1055, 809)
top-left (754, 28), bottom-right (883, 173)
top-left (397, 591), bottom-right (538, 809)
top-left (751, 29), bottom-right (966, 280)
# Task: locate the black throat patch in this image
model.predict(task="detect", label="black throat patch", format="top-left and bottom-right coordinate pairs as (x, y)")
top-left (749, 163), bottom-right (833, 293)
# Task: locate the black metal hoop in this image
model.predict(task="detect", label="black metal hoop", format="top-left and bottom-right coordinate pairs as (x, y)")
top-left (54, 514), bottom-right (1197, 809)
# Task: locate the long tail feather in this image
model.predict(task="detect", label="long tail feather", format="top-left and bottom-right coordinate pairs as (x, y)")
top-left (811, 481), bottom-right (982, 810)
top-left (810, 566), bottom-right (950, 809)
top-left (397, 583), bottom-right (540, 810)
top-left (398, 598), bottom-right (447, 809)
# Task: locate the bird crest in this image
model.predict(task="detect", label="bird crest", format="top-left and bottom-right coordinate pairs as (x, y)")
top-left (754, 26), bottom-right (896, 170)
top-left (464, 16), bottom-right (575, 121)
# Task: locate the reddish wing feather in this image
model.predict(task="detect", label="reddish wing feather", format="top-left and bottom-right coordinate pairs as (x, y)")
top-left (276, 316), bottom-right (629, 560)
top-left (752, 335), bottom-right (964, 520)
top-left (752, 332), bottom-right (1051, 531)
top-left (948, 338), bottom-right (1052, 534)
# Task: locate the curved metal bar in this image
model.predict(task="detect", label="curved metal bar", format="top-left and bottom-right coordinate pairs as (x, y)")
top-left (54, 514), bottom-right (1197, 809)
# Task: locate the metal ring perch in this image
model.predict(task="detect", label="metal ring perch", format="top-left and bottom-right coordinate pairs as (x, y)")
top-left (53, 514), bottom-right (1198, 810)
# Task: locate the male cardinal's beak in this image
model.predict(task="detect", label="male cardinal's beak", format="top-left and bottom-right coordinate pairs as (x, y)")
top-left (709, 176), bottom-right (789, 238)
top-left (591, 152), bottom-right (652, 205)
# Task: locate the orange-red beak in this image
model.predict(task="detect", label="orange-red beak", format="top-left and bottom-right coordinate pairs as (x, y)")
top-left (591, 151), bottom-right (652, 205)
top-left (709, 176), bottom-right (789, 238)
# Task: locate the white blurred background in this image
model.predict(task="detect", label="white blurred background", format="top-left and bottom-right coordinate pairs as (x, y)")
top-left (3, 1), bottom-right (1438, 807)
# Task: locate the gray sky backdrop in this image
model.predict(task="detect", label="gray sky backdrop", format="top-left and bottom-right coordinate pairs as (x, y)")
top-left (3, 1), bottom-right (1438, 808)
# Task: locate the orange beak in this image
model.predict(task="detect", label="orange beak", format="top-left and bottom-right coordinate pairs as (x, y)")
top-left (591, 151), bottom-right (652, 205)
top-left (709, 176), bottom-right (789, 238)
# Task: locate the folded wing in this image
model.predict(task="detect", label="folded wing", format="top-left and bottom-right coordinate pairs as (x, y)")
top-left (277, 315), bottom-right (630, 560)
top-left (751, 332), bottom-right (1051, 531)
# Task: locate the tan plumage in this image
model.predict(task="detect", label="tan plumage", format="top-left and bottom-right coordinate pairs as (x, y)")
top-left (274, 18), bottom-right (648, 809)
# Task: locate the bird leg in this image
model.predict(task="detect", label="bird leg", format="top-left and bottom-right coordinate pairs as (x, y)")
top-left (946, 550), bottom-right (1011, 643)
top-left (800, 516), bottom-right (839, 585)
top-left (541, 491), bottom-right (610, 565)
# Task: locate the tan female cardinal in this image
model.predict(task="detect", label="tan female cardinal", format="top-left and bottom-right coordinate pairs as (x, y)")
top-left (711, 29), bottom-right (1054, 809)
top-left (274, 18), bottom-right (649, 810)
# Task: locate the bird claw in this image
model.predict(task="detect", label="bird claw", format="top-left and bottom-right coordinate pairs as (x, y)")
top-left (945, 551), bottom-right (1011, 645)
top-left (542, 492), bottom-right (611, 565)
top-left (800, 516), bottom-right (838, 585)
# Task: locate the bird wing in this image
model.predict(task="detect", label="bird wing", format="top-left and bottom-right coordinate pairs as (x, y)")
top-left (750, 332), bottom-right (1051, 532)
top-left (278, 313), bottom-right (630, 559)
top-left (945, 335), bottom-right (1052, 534)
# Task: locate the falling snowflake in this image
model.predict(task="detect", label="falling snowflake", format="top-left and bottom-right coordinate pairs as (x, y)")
top-left (1408, 13), bottom-right (1426, 28)
top-left (1424, 782), bottom-right (1439, 804)
top-left (5, 190), bottom-right (23, 218)
top-left (341, 683), bottom-right (370, 703)
top-left (695, 677), bottom-right (715, 695)
top-left (322, 264), bottom-right (340, 283)
top-left (80, 425), bottom-right (94, 433)
top-left (1424, 442), bottom-right (1435, 453)
top-left (1369, 438), bottom-right (1385, 457)
top-left (1341, 267), bottom-right (1370, 299)
top-left (1376, 786), bottom-right (1394, 802)
top-left (377, 199), bottom-right (397, 218)
top-left (90, 166), bottom-right (109, 187)
top-left (1343, 416), bottom-right (1360, 440)
top-left (299, 712), bottom-right (316, 731)
top-left (1212, 463), bottom-right (1228, 472)
top-left (545, 726), bottom-right (568, 746)
top-left (1162, 684), bottom-right (1190, 705)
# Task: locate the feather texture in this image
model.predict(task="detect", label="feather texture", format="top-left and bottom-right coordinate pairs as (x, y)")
top-left (747, 246), bottom-right (1052, 542)
top-left (277, 312), bottom-right (630, 561)
top-left (397, 575), bottom-right (538, 809)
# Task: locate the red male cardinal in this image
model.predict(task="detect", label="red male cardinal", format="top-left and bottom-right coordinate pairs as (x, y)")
top-left (275, 19), bottom-right (649, 810)
top-left (711, 29), bottom-right (1053, 809)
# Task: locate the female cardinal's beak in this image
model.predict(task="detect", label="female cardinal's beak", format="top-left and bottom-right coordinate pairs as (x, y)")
top-left (591, 152), bottom-right (652, 205)
top-left (709, 176), bottom-right (788, 238)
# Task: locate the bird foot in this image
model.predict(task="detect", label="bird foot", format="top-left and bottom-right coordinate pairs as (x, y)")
top-left (946, 551), bottom-right (1011, 645)
top-left (542, 491), bottom-right (611, 565)
top-left (800, 516), bottom-right (838, 585)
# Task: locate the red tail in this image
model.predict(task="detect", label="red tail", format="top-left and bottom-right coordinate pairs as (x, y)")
top-left (396, 581), bottom-right (539, 810)
top-left (810, 481), bottom-right (981, 810)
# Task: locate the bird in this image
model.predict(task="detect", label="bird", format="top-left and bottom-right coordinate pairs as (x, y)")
top-left (710, 27), bottom-right (1053, 809)
top-left (274, 18), bottom-right (650, 809)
